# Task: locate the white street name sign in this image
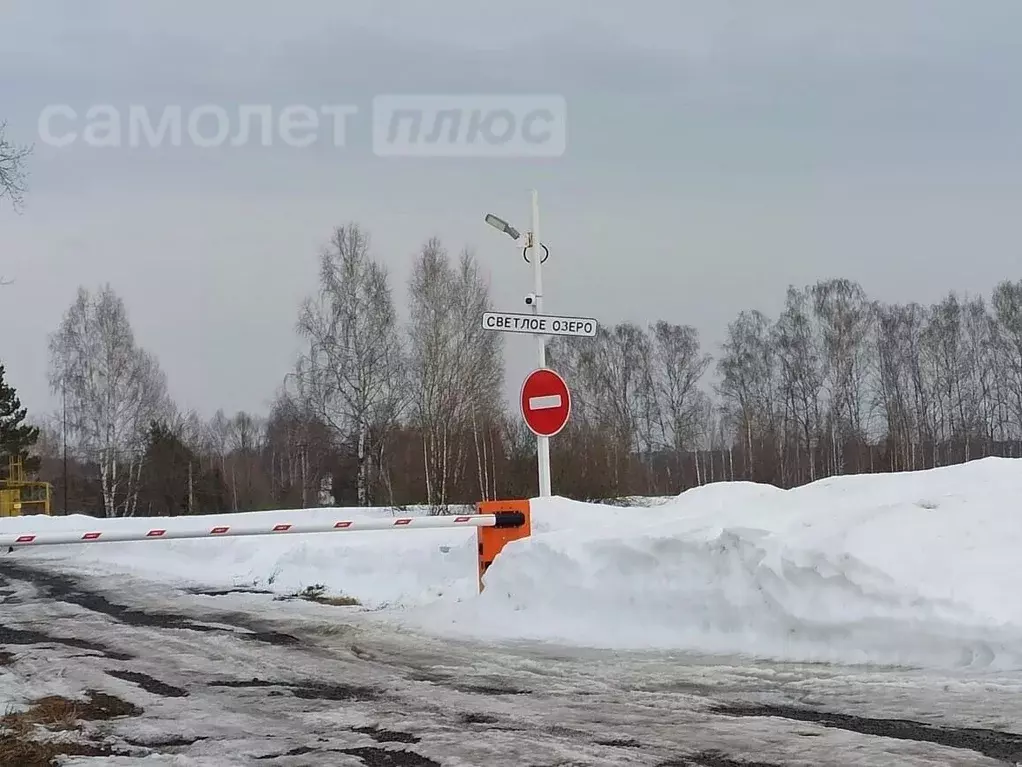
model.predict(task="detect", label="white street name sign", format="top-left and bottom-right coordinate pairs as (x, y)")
top-left (482, 311), bottom-right (599, 338)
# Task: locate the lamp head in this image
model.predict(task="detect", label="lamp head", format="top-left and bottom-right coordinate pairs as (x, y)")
top-left (484, 213), bottom-right (521, 241)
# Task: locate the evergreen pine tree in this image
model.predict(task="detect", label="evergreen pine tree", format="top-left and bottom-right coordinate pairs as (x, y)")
top-left (0, 363), bottom-right (40, 477)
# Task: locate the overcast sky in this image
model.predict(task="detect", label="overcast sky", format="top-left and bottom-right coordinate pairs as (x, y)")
top-left (3, 0), bottom-right (1021, 420)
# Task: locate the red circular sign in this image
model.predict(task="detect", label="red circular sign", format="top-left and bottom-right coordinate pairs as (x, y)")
top-left (520, 368), bottom-right (571, 437)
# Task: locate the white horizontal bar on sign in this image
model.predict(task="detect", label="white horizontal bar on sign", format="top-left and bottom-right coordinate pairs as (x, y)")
top-left (482, 311), bottom-right (598, 338)
top-left (0, 513), bottom-right (497, 549)
top-left (529, 395), bottom-right (562, 410)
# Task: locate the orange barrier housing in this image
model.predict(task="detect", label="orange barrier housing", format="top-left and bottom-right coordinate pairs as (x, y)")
top-left (475, 499), bottom-right (532, 592)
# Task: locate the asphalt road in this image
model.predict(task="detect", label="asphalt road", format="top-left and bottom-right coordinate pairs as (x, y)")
top-left (2, 559), bottom-right (1022, 766)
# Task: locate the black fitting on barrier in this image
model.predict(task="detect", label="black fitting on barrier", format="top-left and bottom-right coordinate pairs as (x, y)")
top-left (492, 511), bottom-right (527, 528)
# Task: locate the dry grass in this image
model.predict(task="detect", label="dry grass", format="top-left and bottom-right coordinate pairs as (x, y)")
top-left (0, 691), bottom-right (140, 766)
top-left (6, 696), bottom-right (83, 732)
top-left (304, 593), bottom-right (362, 607)
top-left (279, 584), bottom-right (361, 607)
top-left (299, 584), bottom-right (361, 607)
top-left (0, 738), bottom-right (110, 767)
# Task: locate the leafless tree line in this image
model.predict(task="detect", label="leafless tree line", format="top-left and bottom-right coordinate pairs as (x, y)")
top-left (291, 226), bottom-right (503, 512)
top-left (714, 279), bottom-right (1022, 488)
top-left (39, 225), bottom-right (506, 516)
top-left (29, 222), bottom-right (1022, 515)
top-left (47, 286), bottom-right (172, 516)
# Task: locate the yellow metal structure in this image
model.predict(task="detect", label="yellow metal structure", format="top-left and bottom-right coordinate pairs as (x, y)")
top-left (0, 456), bottom-right (52, 517)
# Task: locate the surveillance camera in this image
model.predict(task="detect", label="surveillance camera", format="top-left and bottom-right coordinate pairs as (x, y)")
top-left (524, 292), bottom-right (537, 306)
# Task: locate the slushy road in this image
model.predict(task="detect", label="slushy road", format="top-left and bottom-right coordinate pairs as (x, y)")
top-left (2, 560), bottom-right (1021, 766)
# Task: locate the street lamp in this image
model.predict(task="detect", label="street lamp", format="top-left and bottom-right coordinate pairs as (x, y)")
top-left (484, 189), bottom-right (551, 497)
top-left (484, 214), bottom-right (522, 242)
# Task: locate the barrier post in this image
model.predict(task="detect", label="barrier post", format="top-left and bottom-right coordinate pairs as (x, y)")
top-left (475, 499), bottom-right (531, 593)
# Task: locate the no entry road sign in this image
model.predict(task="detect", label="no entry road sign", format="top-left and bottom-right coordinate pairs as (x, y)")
top-left (521, 368), bottom-right (571, 437)
top-left (482, 311), bottom-right (598, 338)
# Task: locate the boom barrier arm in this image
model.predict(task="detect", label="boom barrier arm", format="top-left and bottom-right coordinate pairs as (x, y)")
top-left (0, 512), bottom-right (523, 548)
top-left (0, 501), bottom-right (533, 593)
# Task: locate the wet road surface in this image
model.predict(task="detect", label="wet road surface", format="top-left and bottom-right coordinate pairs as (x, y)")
top-left (2, 559), bottom-right (1022, 766)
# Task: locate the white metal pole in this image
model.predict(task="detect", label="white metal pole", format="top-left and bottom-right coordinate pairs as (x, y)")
top-left (530, 189), bottom-right (552, 498)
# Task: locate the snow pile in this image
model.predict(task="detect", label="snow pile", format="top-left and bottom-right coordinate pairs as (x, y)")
top-left (425, 458), bottom-right (1022, 668)
top-left (5, 457), bottom-right (1022, 669)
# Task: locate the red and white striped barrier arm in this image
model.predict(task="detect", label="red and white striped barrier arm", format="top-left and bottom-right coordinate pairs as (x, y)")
top-left (0, 512), bottom-right (516, 549)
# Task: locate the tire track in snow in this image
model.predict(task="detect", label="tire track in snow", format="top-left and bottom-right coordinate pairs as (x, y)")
top-left (713, 703), bottom-right (1022, 764)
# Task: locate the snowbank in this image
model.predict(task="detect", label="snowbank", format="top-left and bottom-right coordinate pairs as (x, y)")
top-left (5, 457), bottom-right (1022, 669)
top-left (422, 458), bottom-right (1022, 669)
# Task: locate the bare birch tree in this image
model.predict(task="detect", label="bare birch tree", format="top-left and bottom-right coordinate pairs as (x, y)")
top-left (649, 321), bottom-right (712, 453)
top-left (991, 280), bottom-right (1022, 442)
top-left (0, 121), bottom-right (30, 212)
top-left (296, 224), bottom-right (404, 506)
top-left (873, 302), bottom-right (932, 470)
top-left (547, 336), bottom-right (597, 425)
top-left (1, 120), bottom-right (31, 285)
top-left (452, 249), bottom-right (503, 501)
top-left (408, 238), bottom-right (502, 511)
top-left (811, 278), bottom-right (873, 474)
top-left (205, 409), bottom-right (232, 477)
top-left (47, 284), bottom-right (171, 517)
top-left (874, 303), bottom-right (914, 471)
top-left (266, 387), bottom-right (331, 506)
top-left (922, 294), bottom-right (969, 464)
top-left (960, 296), bottom-right (998, 454)
top-left (225, 411), bottom-right (266, 510)
top-left (548, 325), bottom-right (645, 493)
top-left (717, 310), bottom-right (779, 481)
top-left (774, 287), bottom-right (824, 482)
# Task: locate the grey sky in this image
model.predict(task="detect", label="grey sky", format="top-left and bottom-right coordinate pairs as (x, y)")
top-left (3, 0), bottom-right (1021, 420)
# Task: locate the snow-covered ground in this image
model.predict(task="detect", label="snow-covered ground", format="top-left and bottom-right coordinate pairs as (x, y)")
top-left (5, 457), bottom-right (1022, 671)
